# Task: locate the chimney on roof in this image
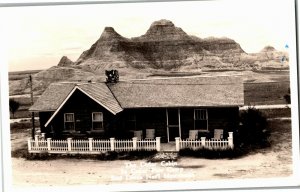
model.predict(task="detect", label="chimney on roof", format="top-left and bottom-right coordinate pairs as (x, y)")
top-left (105, 69), bottom-right (119, 83)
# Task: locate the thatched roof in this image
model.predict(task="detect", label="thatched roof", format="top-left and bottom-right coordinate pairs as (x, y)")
top-left (29, 76), bottom-right (244, 114)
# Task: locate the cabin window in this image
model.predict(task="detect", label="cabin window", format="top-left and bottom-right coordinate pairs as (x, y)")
top-left (194, 109), bottom-right (208, 130)
top-left (64, 113), bottom-right (75, 131)
top-left (125, 112), bottom-right (136, 130)
top-left (92, 112), bottom-right (104, 131)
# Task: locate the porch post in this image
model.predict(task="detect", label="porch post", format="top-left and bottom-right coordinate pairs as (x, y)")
top-left (47, 138), bottom-right (52, 151)
top-left (228, 132), bottom-right (234, 149)
top-left (175, 137), bottom-right (180, 151)
top-left (156, 137), bottom-right (161, 151)
top-left (67, 138), bottom-right (72, 151)
top-left (178, 108), bottom-right (181, 138)
top-left (201, 137), bottom-right (206, 147)
top-left (110, 138), bottom-right (115, 151)
top-left (41, 133), bottom-right (46, 140)
top-left (27, 138), bottom-right (32, 151)
top-left (34, 135), bottom-right (39, 147)
top-left (166, 109), bottom-right (169, 142)
top-left (88, 138), bottom-right (93, 151)
top-left (132, 137), bottom-right (137, 150)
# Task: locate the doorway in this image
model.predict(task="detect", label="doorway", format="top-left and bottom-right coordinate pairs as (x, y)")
top-left (166, 108), bottom-right (181, 142)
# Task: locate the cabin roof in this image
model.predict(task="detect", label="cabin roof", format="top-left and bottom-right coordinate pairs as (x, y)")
top-left (108, 76), bottom-right (244, 108)
top-left (29, 76), bottom-right (244, 114)
top-left (29, 82), bottom-right (76, 112)
top-left (78, 83), bottom-right (123, 114)
top-left (29, 82), bottom-right (123, 114)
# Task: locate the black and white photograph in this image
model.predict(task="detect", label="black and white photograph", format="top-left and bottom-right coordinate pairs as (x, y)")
top-left (0, 0), bottom-right (299, 191)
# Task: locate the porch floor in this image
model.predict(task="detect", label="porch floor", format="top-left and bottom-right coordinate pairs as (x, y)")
top-left (160, 142), bottom-right (176, 152)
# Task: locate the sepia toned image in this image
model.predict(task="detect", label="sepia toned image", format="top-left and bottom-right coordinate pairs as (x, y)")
top-left (1, 0), bottom-right (299, 191)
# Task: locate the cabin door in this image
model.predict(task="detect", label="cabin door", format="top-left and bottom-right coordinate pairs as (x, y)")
top-left (166, 108), bottom-right (181, 142)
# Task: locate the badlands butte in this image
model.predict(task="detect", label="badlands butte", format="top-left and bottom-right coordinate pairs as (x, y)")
top-left (9, 19), bottom-right (289, 96)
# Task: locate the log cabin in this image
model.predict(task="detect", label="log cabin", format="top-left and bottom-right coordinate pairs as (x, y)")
top-left (29, 75), bottom-right (244, 143)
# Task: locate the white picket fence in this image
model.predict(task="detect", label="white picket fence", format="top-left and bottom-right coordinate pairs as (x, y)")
top-left (175, 132), bottom-right (234, 151)
top-left (28, 136), bottom-right (160, 154)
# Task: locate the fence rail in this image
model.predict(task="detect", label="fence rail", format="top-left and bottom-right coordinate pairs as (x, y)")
top-left (28, 133), bottom-right (233, 153)
top-left (28, 136), bottom-right (160, 154)
top-left (176, 132), bottom-right (234, 151)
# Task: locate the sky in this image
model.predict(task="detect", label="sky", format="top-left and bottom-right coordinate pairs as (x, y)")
top-left (0, 0), bottom-right (296, 72)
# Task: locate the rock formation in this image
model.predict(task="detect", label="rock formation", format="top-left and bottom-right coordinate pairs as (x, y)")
top-left (9, 19), bottom-right (289, 96)
top-left (72, 19), bottom-right (247, 71)
top-left (57, 56), bottom-right (74, 67)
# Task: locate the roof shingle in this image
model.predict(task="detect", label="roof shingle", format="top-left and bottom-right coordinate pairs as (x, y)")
top-left (108, 76), bottom-right (244, 108)
top-left (29, 82), bottom-right (76, 111)
top-left (29, 76), bottom-right (244, 114)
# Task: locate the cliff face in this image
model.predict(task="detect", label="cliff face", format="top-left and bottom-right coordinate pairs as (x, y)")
top-left (73, 19), bottom-right (247, 71)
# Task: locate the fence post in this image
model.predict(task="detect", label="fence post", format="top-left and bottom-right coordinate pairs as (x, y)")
top-left (156, 137), bottom-right (161, 151)
top-left (34, 135), bottom-right (39, 147)
top-left (88, 138), bottom-right (93, 151)
top-left (175, 137), bottom-right (180, 151)
top-left (110, 138), bottom-right (115, 151)
top-left (47, 138), bottom-right (52, 151)
top-left (41, 133), bottom-right (46, 140)
top-left (67, 138), bottom-right (72, 151)
top-left (228, 132), bottom-right (234, 149)
top-left (201, 137), bottom-right (206, 148)
top-left (132, 137), bottom-right (137, 150)
top-left (28, 138), bottom-right (32, 151)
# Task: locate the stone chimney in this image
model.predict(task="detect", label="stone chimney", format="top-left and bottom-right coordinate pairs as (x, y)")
top-left (105, 70), bottom-right (119, 83)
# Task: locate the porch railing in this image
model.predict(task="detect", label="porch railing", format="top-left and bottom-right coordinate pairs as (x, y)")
top-left (175, 132), bottom-right (234, 151)
top-left (28, 135), bottom-right (160, 154)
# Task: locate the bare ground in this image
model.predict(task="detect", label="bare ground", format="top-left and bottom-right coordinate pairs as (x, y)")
top-left (10, 119), bottom-right (292, 186)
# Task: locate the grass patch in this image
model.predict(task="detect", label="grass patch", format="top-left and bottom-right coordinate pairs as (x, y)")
top-left (149, 72), bottom-right (203, 77)
top-left (267, 119), bottom-right (291, 135)
top-left (260, 107), bottom-right (291, 118)
top-left (10, 109), bottom-right (39, 119)
top-left (244, 81), bottom-right (290, 105)
top-left (10, 120), bottom-right (39, 133)
top-left (9, 70), bottom-right (41, 81)
top-left (11, 143), bottom-right (28, 158)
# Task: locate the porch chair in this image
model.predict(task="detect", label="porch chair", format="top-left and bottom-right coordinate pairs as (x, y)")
top-left (213, 129), bottom-right (223, 140)
top-left (145, 129), bottom-right (155, 140)
top-left (133, 130), bottom-right (143, 140)
top-left (188, 130), bottom-right (198, 140)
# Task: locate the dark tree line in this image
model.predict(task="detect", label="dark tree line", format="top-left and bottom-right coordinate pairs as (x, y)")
top-left (9, 99), bottom-right (20, 118)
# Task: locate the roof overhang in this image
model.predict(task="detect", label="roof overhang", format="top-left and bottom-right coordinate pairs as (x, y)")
top-left (44, 86), bottom-right (122, 127)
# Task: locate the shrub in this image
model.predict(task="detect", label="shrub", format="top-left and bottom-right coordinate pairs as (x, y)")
top-left (24, 150), bottom-right (157, 161)
top-left (238, 106), bottom-right (270, 148)
top-left (284, 88), bottom-right (291, 104)
top-left (126, 150), bottom-right (156, 159)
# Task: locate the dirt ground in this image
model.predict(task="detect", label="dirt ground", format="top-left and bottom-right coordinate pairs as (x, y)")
top-left (10, 118), bottom-right (293, 187)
